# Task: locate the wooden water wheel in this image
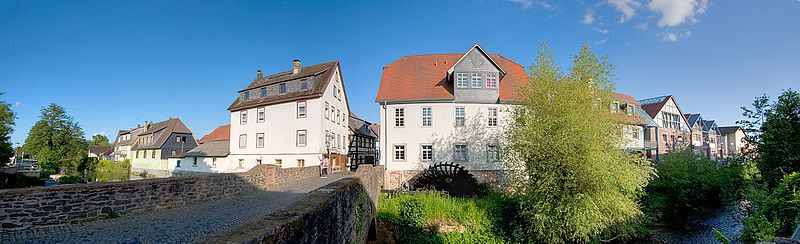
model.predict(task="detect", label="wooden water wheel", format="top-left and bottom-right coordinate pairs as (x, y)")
top-left (413, 162), bottom-right (479, 197)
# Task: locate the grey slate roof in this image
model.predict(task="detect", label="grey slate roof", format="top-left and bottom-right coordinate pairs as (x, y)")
top-left (183, 140), bottom-right (230, 157)
top-left (349, 113), bottom-right (375, 138)
top-left (228, 61), bottom-right (341, 111)
top-left (718, 126), bottom-right (742, 135)
top-left (131, 118), bottom-right (193, 150)
top-left (687, 114), bottom-right (702, 127)
top-left (89, 146), bottom-right (114, 156)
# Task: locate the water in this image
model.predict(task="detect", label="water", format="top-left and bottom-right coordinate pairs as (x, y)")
top-left (84, 169), bottom-right (147, 183)
top-left (653, 201), bottom-right (747, 243)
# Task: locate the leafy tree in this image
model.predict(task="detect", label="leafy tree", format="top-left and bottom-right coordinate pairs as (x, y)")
top-left (504, 43), bottom-right (654, 243)
top-left (740, 90), bottom-right (800, 187)
top-left (90, 134), bottom-right (112, 146)
top-left (0, 92), bottom-right (15, 167)
top-left (22, 103), bottom-right (88, 175)
top-left (741, 172), bottom-right (800, 242)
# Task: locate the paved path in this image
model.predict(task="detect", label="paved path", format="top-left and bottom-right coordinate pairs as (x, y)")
top-left (1, 172), bottom-right (354, 243)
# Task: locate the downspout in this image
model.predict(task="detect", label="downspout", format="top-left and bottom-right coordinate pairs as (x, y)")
top-left (382, 101), bottom-right (388, 170)
top-left (655, 126), bottom-right (659, 161)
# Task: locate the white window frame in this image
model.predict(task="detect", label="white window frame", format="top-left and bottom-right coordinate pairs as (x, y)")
top-left (256, 133), bottom-right (264, 148)
top-left (422, 107), bottom-right (432, 127)
top-left (325, 102), bottom-right (329, 120)
top-left (611, 101), bottom-right (620, 114)
top-left (260, 87), bottom-right (266, 97)
top-left (454, 144), bottom-right (467, 161)
top-left (420, 144), bottom-right (433, 161)
top-left (488, 107), bottom-right (498, 127)
top-left (244, 91), bottom-right (250, 100)
top-left (394, 107), bottom-right (405, 127)
top-left (487, 144), bottom-right (500, 161)
top-left (257, 108), bottom-right (265, 123)
top-left (240, 111), bottom-right (247, 124)
top-left (297, 101), bottom-right (307, 118)
top-left (239, 134), bottom-right (247, 149)
top-left (471, 74), bottom-right (482, 88)
top-left (301, 79), bottom-right (308, 90)
top-left (456, 73), bottom-right (468, 88)
top-left (485, 74), bottom-right (497, 88)
top-left (297, 130), bottom-right (307, 147)
top-left (455, 107), bottom-right (465, 127)
top-left (627, 105), bottom-right (635, 116)
top-left (393, 144), bottom-right (406, 161)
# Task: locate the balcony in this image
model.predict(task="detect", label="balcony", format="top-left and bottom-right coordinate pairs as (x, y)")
top-left (644, 140), bottom-right (658, 149)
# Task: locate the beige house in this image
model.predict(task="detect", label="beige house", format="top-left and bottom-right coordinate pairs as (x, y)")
top-left (719, 126), bottom-right (748, 157)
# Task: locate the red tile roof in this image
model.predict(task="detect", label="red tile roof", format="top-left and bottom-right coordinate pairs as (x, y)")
top-left (612, 92), bottom-right (645, 125)
top-left (198, 124), bottom-right (230, 144)
top-left (375, 53), bottom-right (528, 102)
top-left (612, 92), bottom-right (641, 106)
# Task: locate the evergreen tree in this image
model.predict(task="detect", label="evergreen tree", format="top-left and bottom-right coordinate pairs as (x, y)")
top-left (0, 92), bottom-right (16, 167)
top-left (505, 43), bottom-right (654, 243)
top-left (22, 103), bottom-right (88, 175)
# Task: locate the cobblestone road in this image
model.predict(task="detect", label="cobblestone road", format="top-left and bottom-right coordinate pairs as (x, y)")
top-left (1, 172), bottom-right (354, 243)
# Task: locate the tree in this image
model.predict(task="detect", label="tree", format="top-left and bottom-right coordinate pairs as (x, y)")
top-left (22, 103), bottom-right (88, 175)
top-left (0, 92), bottom-right (16, 167)
top-left (741, 90), bottom-right (800, 187)
top-left (90, 134), bottom-right (112, 146)
top-left (504, 43), bottom-right (654, 243)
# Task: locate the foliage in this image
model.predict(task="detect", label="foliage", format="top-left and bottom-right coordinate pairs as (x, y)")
top-left (741, 172), bottom-right (800, 242)
top-left (504, 42), bottom-right (654, 243)
top-left (0, 172), bottom-right (43, 189)
top-left (378, 191), bottom-right (510, 243)
top-left (0, 92), bottom-right (16, 167)
top-left (644, 148), bottom-right (745, 216)
top-left (90, 134), bottom-right (112, 146)
top-left (90, 159), bottom-right (131, 172)
top-left (57, 175), bottom-right (84, 184)
top-left (713, 228), bottom-right (731, 244)
top-left (21, 103), bottom-right (88, 176)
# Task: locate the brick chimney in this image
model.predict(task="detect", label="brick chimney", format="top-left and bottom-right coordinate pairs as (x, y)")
top-left (257, 70), bottom-right (263, 79)
top-left (293, 59), bottom-right (301, 74)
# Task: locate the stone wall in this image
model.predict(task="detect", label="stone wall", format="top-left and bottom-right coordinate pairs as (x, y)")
top-left (275, 165), bottom-right (321, 185)
top-left (0, 164), bottom-right (322, 232)
top-left (197, 164), bottom-right (385, 244)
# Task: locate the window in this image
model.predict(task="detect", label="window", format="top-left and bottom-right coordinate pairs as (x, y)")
top-left (394, 108), bottom-right (405, 127)
top-left (485, 74), bottom-right (497, 88)
top-left (632, 128), bottom-right (639, 139)
top-left (258, 108), bottom-right (265, 122)
top-left (343, 112), bottom-right (346, 126)
top-left (212, 158), bottom-right (217, 166)
top-left (244, 91), bottom-right (250, 100)
top-left (171, 150), bottom-right (176, 156)
top-left (297, 130), bottom-right (307, 147)
top-left (238, 159), bottom-right (244, 168)
top-left (256, 159), bottom-right (262, 165)
top-left (297, 101), bottom-right (307, 118)
top-left (239, 134), bottom-right (247, 148)
top-left (325, 102), bottom-right (329, 120)
top-left (241, 111), bottom-right (247, 124)
top-left (487, 145), bottom-right (500, 161)
top-left (256, 133), bottom-right (264, 148)
top-left (261, 87), bottom-right (266, 97)
top-left (627, 105), bottom-right (635, 116)
top-left (454, 144), bottom-right (467, 161)
top-left (136, 151), bottom-right (139, 158)
top-left (176, 160), bottom-right (181, 168)
top-left (471, 74), bottom-right (482, 88)
top-left (301, 79), bottom-right (308, 90)
top-left (336, 109), bottom-right (340, 124)
top-left (611, 101), bottom-right (620, 114)
top-left (422, 107), bottom-right (432, 127)
top-left (280, 83), bottom-right (286, 94)
top-left (275, 159), bottom-right (282, 167)
top-left (192, 159), bottom-right (197, 167)
top-left (151, 150), bottom-right (155, 158)
top-left (488, 107), bottom-right (498, 127)
top-left (176, 137), bottom-right (181, 143)
top-left (143, 150), bottom-right (147, 158)
top-left (333, 86), bottom-right (338, 98)
top-left (421, 145), bottom-right (433, 161)
top-left (394, 145), bottom-right (405, 161)
top-left (298, 159), bottom-right (305, 167)
top-left (455, 107), bottom-right (465, 127)
top-left (456, 73), bottom-right (468, 88)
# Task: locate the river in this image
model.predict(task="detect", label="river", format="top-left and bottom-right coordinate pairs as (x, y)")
top-left (84, 169), bottom-right (147, 183)
top-left (652, 201), bottom-right (747, 243)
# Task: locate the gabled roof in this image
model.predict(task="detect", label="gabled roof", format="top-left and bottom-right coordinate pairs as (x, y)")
top-left (368, 124), bottom-right (380, 139)
top-left (612, 92), bottom-right (645, 125)
top-left (638, 95), bottom-right (671, 118)
top-left (702, 120), bottom-right (720, 133)
top-left (375, 52), bottom-right (528, 102)
top-left (447, 44), bottom-right (506, 77)
top-left (131, 118), bottom-right (193, 150)
top-left (349, 113), bottom-right (375, 138)
top-left (636, 107), bottom-right (659, 127)
top-left (198, 124), bottom-right (230, 144)
top-left (114, 127), bottom-right (144, 147)
top-left (719, 126), bottom-right (742, 135)
top-left (686, 114), bottom-right (702, 127)
top-left (183, 140), bottom-right (229, 157)
top-left (89, 146), bottom-right (114, 156)
top-left (229, 60), bottom-right (341, 111)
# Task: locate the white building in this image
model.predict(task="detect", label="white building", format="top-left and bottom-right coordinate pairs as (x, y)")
top-left (169, 124), bottom-right (232, 174)
top-left (375, 44), bottom-right (529, 187)
top-left (226, 60), bottom-right (350, 171)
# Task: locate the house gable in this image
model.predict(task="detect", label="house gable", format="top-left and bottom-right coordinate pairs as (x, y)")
top-left (449, 44), bottom-right (505, 103)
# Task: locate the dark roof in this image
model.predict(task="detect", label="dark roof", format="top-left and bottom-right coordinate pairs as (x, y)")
top-left (368, 124), bottom-right (380, 139)
top-left (638, 95), bottom-right (671, 119)
top-left (719, 126), bottom-right (742, 135)
top-left (703, 120), bottom-right (718, 132)
top-left (183, 140), bottom-right (230, 157)
top-left (686, 114), bottom-right (702, 127)
top-left (89, 146), bottom-right (114, 155)
top-left (228, 60), bottom-right (340, 111)
top-left (349, 114), bottom-right (375, 138)
top-left (198, 124), bottom-right (230, 144)
top-left (131, 118), bottom-right (193, 150)
top-left (114, 127), bottom-right (144, 147)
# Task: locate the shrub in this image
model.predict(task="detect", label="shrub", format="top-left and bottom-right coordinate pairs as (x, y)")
top-left (57, 175), bottom-right (84, 184)
top-left (400, 198), bottom-right (426, 229)
top-left (741, 172), bottom-right (800, 242)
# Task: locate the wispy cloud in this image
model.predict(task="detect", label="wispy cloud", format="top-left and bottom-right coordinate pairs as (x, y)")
top-left (607, 0), bottom-right (642, 23)
top-left (633, 22), bottom-right (649, 30)
top-left (508, 0), bottom-right (554, 10)
top-left (582, 8), bottom-right (596, 24)
top-left (648, 0), bottom-right (709, 27)
top-left (594, 27), bottom-right (610, 34)
top-left (13, 102), bottom-right (20, 107)
top-left (595, 38), bottom-right (608, 45)
top-left (91, 131), bottom-right (108, 137)
top-left (658, 29), bottom-right (692, 41)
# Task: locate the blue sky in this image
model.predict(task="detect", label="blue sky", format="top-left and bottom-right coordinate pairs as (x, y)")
top-left (1, 0), bottom-right (798, 145)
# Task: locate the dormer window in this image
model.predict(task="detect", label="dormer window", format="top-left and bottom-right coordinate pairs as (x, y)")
top-left (280, 83), bottom-right (286, 94)
top-left (244, 91), bottom-right (250, 100)
top-left (486, 74), bottom-right (497, 88)
top-left (301, 79), bottom-right (308, 90)
top-left (471, 74), bottom-right (482, 88)
top-left (261, 87), bottom-right (266, 97)
top-left (611, 101), bottom-right (620, 114)
top-left (456, 73), bottom-right (468, 88)
top-left (627, 105), bottom-right (635, 116)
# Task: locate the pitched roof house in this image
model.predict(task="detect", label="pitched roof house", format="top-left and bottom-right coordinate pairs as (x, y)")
top-left (638, 95), bottom-right (693, 159)
top-left (129, 118), bottom-right (198, 176)
top-left (169, 124), bottom-right (231, 174)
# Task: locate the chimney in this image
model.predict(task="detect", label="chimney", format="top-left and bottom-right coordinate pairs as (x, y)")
top-left (293, 59), bottom-right (301, 74)
top-left (169, 116), bottom-right (172, 120)
top-left (137, 124), bottom-right (141, 128)
top-left (257, 70), bottom-right (263, 79)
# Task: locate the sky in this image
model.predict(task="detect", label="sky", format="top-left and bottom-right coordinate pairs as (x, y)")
top-left (1, 0), bottom-right (798, 145)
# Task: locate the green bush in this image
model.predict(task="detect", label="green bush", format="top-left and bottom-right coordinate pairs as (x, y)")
top-left (0, 172), bottom-right (44, 189)
top-left (741, 172), bottom-right (800, 242)
top-left (401, 198), bottom-right (426, 229)
top-left (57, 175), bottom-right (83, 184)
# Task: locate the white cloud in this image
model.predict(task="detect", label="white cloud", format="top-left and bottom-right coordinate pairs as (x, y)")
top-left (13, 102), bottom-right (20, 107)
top-left (91, 131), bottom-right (108, 137)
top-left (508, 0), bottom-right (554, 10)
top-left (658, 29), bottom-right (692, 41)
top-left (647, 0), bottom-right (709, 27)
top-left (594, 28), bottom-right (610, 34)
top-left (607, 0), bottom-right (642, 23)
top-left (596, 38), bottom-right (608, 45)
top-left (634, 22), bottom-right (649, 30)
top-left (582, 8), bottom-right (596, 24)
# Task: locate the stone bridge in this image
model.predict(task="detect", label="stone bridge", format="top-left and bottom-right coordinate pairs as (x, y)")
top-left (0, 164), bottom-right (384, 243)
